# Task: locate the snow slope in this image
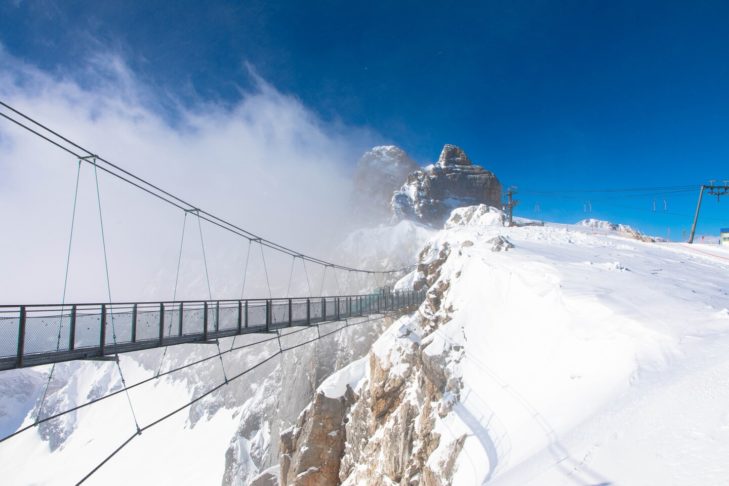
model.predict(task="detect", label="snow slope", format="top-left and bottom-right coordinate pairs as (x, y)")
top-left (391, 207), bottom-right (729, 485)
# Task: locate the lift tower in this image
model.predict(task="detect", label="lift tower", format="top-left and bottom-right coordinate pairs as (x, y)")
top-left (688, 181), bottom-right (729, 243)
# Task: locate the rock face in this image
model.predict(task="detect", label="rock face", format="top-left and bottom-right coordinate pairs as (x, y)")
top-left (353, 146), bottom-right (419, 221)
top-left (279, 239), bottom-right (466, 486)
top-left (280, 390), bottom-right (355, 485)
top-left (391, 145), bottom-right (502, 227)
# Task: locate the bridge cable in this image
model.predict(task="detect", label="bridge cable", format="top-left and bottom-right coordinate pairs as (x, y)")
top-left (195, 213), bottom-right (229, 384)
top-left (92, 159), bottom-right (142, 434)
top-left (302, 258), bottom-right (313, 297)
top-left (259, 241), bottom-right (273, 300)
top-left (0, 332), bottom-right (282, 445)
top-left (285, 255), bottom-right (296, 298)
top-left (155, 212), bottom-right (188, 377)
top-left (75, 312), bottom-right (391, 484)
top-left (0, 101), bottom-right (414, 275)
top-left (228, 239), bottom-right (253, 353)
top-left (35, 159), bottom-right (83, 424)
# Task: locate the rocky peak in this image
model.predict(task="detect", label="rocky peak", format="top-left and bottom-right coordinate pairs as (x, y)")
top-left (391, 144), bottom-right (502, 227)
top-left (437, 144), bottom-right (472, 167)
top-left (352, 145), bottom-right (419, 221)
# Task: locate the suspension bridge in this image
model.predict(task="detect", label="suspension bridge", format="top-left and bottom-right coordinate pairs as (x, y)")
top-left (0, 101), bottom-right (427, 484)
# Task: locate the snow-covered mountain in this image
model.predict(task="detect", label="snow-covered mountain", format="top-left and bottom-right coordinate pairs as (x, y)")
top-left (284, 205), bottom-right (729, 485)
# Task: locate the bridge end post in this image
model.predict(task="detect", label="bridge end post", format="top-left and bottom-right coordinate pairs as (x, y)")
top-left (17, 306), bottom-right (26, 368)
top-left (131, 303), bottom-right (138, 343)
top-left (159, 303), bottom-right (165, 345)
top-left (204, 302), bottom-right (209, 340)
top-left (237, 301), bottom-right (242, 334)
top-left (265, 300), bottom-right (271, 332)
top-left (69, 305), bottom-right (77, 352)
top-left (100, 304), bottom-right (107, 357)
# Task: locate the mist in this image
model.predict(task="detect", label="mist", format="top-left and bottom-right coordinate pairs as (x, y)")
top-left (0, 50), bottom-right (383, 304)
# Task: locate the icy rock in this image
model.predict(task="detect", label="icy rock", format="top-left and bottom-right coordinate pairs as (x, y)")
top-left (391, 145), bottom-right (502, 227)
top-left (487, 235), bottom-right (514, 252)
top-left (445, 204), bottom-right (506, 229)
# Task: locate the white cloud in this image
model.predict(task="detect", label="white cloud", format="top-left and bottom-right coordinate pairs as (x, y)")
top-left (0, 49), bottom-right (379, 304)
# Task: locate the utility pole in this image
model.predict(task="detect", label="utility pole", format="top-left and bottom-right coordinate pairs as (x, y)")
top-left (688, 181), bottom-right (729, 243)
top-left (504, 186), bottom-right (518, 226)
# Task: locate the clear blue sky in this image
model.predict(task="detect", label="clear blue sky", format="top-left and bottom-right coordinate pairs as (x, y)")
top-left (1, 0), bottom-right (727, 238)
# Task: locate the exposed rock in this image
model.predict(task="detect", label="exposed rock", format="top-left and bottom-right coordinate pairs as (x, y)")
top-left (248, 466), bottom-right (279, 486)
top-left (353, 146), bottom-right (419, 221)
top-left (392, 145), bottom-right (502, 227)
top-left (280, 388), bottom-right (355, 485)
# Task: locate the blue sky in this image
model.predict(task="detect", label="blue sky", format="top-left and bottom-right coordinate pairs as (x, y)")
top-left (1, 0), bottom-right (728, 238)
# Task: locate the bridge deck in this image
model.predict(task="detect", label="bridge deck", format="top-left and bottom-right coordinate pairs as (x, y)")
top-left (0, 290), bottom-right (424, 371)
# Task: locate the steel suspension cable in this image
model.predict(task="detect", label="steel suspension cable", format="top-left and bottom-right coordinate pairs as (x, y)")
top-left (0, 101), bottom-right (413, 275)
top-left (155, 212), bottom-right (188, 377)
top-left (35, 159), bottom-right (83, 423)
top-left (74, 312), bottom-right (391, 484)
top-left (92, 159), bottom-right (142, 434)
top-left (195, 213), bottom-right (228, 384)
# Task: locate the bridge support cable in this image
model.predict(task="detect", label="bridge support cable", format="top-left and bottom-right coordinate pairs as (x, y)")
top-left (0, 101), bottom-right (416, 277)
top-left (302, 258), bottom-right (313, 297)
top-left (35, 160), bottom-right (83, 424)
top-left (92, 159), bottom-right (142, 434)
top-left (194, 212), bottom-right (229, 384)
top-left (285, 255), bottom-right (296, 298)
top-left (75, 312), bottom-right (395, 484)
top-left (258, 240), bottom-right (273, 299)
top-left (0, 295), bottom-right (421, 448)
top-left (229, 239), bottom-right (253, 352)
top-left (156, 212), bottom-right (189, 377)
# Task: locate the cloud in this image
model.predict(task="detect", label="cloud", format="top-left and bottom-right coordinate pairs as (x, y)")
top-left (0, 49), bottom-right (380, 304)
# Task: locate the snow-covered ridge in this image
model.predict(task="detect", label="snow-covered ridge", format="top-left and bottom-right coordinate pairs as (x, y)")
top-left (288, 205), bottom-right (729, 485)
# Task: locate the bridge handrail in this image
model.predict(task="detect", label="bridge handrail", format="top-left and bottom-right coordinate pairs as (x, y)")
top-left (0, 289), bottom-right (426, 371)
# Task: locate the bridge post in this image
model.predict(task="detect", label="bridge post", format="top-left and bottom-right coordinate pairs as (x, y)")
top-left (237, 301), bottom-right (242, 334)
top-left (17, 306), bottom-right (26, 368)
top-left (131, 303), bottom-right (137, 343)
top-left (204, 302), bottom-right (209, 340)
top-left (245, 300), bottom-right (248, 329)
top-left (215, 302), bottom-right (220, 333)
top-left (288, 299), bottom-right (292, 327)
top-left (347, 296), bottom-right (351, 317)
top-left (179, 302), bottom-right (184, 337)
top-left (322, 298), bottom-right (326, 322)
top-left (265, 300), bottom-right (271, 332)
top-left (336, 297), bottom-right (340, 321)
top-left (100, 304), bottom-right (107, 356)
top-left (69, 304), bottom-right (77, 351)
top-left (306, 298), bottom-right (310, 325)
top-left (159, 303), bottom-right (165, 345)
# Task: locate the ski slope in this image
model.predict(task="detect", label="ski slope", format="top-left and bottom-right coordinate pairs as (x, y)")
top-left (408, 210), bottom-right (729, 485)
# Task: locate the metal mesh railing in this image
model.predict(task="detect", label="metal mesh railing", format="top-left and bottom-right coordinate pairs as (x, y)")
top-left (0, 289), bottom-right (425, 371)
